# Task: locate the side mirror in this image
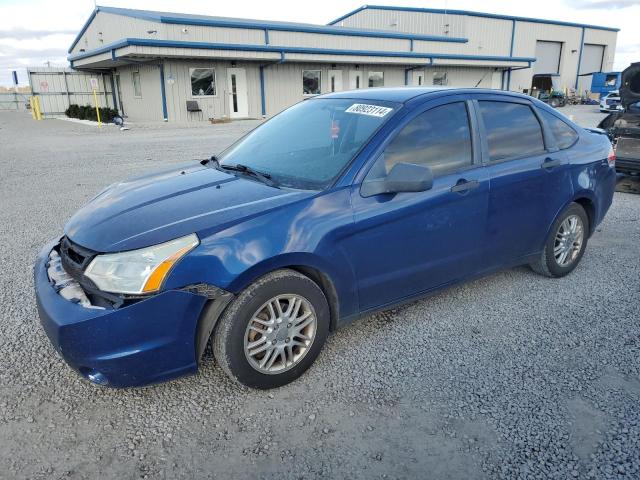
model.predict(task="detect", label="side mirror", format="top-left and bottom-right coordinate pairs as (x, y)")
top-left (360, 162), bottom-right (434, 197)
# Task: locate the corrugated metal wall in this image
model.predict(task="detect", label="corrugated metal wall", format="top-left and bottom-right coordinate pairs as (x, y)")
top-left (115, 64), bottom-right (163, 122)
top-left (260, 63), bottom-right (405, 116)
top-left (28, 68), bottom-right (114, 116)
top-left (163, 59), bottom-right (262, 122)
top-left (337, 8), bottom-right (619, 94)
top-left (115, 60), bottom-right (510, 122)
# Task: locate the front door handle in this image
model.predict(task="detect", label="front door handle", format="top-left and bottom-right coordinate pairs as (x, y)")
top-left (541, 158), bottom-right (562, 169)
top-left (451, 179), bottom-right (480, 193)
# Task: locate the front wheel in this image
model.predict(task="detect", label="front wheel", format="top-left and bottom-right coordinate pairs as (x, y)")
top-left (213, 269), bottom-right (330, 389)
top-left (530, 203), bottom-right (589, 278)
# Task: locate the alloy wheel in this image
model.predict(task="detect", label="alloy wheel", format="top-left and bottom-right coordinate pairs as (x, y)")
top-left (553, 214), bottom-right (584, 267)
top-left (243, 294), bottom-right (317, 374)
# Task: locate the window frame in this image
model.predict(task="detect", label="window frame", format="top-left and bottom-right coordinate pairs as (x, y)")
top-left (302, 69), bottom-right (322, 96)
top-left (131, 71), bottom-right (142, 98)
top-left (537, 107), bottom-right (579, 150)
top-left (473, 97), bottom-right (554, 165)
top-left (189, 67), bottom-right (217, 98)
top-left (357, 98), bottom-right (481, 188)
top-left (368, 71), bottom-right (384, 88)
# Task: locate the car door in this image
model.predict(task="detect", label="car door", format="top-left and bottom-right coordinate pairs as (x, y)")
top-left (346, 99), bottom-right (489, 312)
top-left (475, 96), bottom-right (570, 269)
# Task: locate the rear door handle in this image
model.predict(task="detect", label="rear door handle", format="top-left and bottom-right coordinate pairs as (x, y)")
top-left (541, 158), bottom-right (562, 169)
top-left (451, 179), bottom-right (480, 193)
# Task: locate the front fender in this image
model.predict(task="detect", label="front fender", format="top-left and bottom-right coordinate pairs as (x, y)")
top-left (164, 188), bottom-right (359, 320)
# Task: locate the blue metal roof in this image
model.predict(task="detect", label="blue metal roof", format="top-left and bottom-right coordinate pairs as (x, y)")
top-left (68, 38), bottom-right (535, 66)
top-left (328, 5), bottom-right (620, 32)
top-left (68, 6), bottom-right (468, 54)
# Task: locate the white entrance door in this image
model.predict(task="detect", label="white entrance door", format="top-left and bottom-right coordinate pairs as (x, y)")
top-left (328, 70), bottom-right (343, 93)
top-left (412, 70), bottom-right (425, 86)
top-left (349, 70), bottom-right (363, 90)
top-left (227, 68), bottom-right (248, 118)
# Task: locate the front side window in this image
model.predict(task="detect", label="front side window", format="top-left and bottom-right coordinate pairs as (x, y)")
top-left (368, 72), bottom-right (384, 88)
top-left (303, 70), bottom-right (321, 95)
top-left (190, 68), bottom-right (216, 96)
top-left (365, 102), bottom-right (473, 182)
top-left (219, 99), bottom-right (397, 189)
top-left (132, 71), bottom-right (142, 97)
top-left (539, 110), bottom-right (578, 149)
top-left (479, 101), bottom-right (546, 162)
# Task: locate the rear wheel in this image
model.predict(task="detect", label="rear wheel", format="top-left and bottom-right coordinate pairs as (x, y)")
top-left (550, 97), bottom-right (561, 108)
top-left (213, 269), bottom-right (329, 389)
top-left (531, 203), bottom-right (589, 277)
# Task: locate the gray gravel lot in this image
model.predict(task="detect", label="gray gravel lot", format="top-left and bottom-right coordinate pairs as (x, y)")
top-left (0, 105), bottom-right (639, 479)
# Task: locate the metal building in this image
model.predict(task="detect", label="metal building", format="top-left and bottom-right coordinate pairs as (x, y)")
top-left (65, 5), bottom-right (618, 122)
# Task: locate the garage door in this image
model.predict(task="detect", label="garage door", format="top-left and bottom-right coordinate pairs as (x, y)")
top-left (580, 44), bottom-right (605, 74)
top-left (534, 41), bottom-right (562, 74)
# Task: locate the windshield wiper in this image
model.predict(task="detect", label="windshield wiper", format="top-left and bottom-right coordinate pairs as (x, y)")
top-left (219, 163), bottom-right (278, 188)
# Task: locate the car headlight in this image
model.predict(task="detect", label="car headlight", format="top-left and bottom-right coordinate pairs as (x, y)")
top-left (84, 234), bottom-right (199, 294)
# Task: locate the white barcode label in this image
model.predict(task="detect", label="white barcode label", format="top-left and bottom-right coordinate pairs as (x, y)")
top-left (345, 104), bottom-right (393, 117)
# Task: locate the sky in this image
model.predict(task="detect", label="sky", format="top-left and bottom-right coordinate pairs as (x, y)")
top-left (0, 0), bottom-right (638, 86)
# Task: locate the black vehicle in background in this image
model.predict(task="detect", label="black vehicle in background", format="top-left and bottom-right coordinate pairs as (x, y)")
top-left (598, 62), bottom-right (640, 175)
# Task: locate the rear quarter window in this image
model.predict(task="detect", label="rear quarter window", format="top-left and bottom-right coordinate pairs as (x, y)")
top-left (539, 110), bottom-right (578, 149)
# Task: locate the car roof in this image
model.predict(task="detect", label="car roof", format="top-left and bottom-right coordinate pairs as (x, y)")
top-left (321, 87), bottom-right (533, 104)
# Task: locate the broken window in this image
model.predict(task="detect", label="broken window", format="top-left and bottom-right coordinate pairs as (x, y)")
top-left (368, 71), bottom-right (384, 88)
top-left (303, 70), bottom-right (321, 95)
top-left (190, 68), bottom-right (216, 96)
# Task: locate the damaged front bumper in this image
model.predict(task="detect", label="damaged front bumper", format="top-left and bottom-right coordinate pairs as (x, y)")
top-left (34, 238), bottom-right (232, 388)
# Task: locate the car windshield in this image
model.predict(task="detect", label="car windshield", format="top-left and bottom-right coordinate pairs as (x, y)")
top-left (218, 98), bottom-right (397, 189)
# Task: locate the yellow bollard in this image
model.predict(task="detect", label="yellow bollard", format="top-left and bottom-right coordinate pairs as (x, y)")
top-left (34, 96), bottom-right (42, 120)
top-left (92, 89), bottom-right (102, 128)
top-left (30, 97), bottom-right (36, 119)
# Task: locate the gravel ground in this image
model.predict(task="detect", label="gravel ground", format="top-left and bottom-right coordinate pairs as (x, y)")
top-left (0, 106), bottom-right (639, 479)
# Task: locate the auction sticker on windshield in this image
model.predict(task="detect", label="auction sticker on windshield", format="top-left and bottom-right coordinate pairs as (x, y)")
top-left (345, 104), bottom-right (393, 117)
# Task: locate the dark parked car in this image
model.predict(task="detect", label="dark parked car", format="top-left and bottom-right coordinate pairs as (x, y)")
top-left (35, 88), bottom-right (616, 389)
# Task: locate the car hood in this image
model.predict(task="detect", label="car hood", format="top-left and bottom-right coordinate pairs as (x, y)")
top-left (620, 62), bottom-right (640, 108)
top-left (65, 163), bottom-right (312, 252)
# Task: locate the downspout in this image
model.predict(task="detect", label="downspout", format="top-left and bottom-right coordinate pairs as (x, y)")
top-left (159, 63), bottom-right (168, 121)
top-left (507, 19), bottom-right (516, 91)
top-left (404, 58), bottom-right (433, 86)
top-left (574, 27), bottom-right (585, 90)
top-left (259, 52), bottom-right (285, 118)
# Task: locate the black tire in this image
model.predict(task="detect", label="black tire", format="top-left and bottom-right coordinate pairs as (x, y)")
top-left (530, 203), bottom-right (590, 278)
top-left (212, 269), bottom-right (330, 389)
top-left (550, 98), bottom-right (561, 108)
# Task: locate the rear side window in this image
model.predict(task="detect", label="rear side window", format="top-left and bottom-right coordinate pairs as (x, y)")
top-left (366, 102), bottom-right (473, 180)
top-left (479, 101), bottom-right (545, 161)
top-left (539, 110), bottom-right (579, 149)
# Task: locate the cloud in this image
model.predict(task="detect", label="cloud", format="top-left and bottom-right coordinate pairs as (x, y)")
top-left (0, 28), bottom-right (76, 40)
top-left (564, 0), bottom-right (640, 8)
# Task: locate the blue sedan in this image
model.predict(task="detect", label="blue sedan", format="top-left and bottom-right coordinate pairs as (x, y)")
top-left (35, 87), bottom-right (616, 389)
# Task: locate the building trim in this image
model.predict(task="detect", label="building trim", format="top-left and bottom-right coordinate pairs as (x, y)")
top-left (68, 38), bottom-right (536, 65)
top-left (69, 9), bottom-right (99, 53)
top-left (328, 5), bottom-right (620, 32)
top-left (68, 6), bottom-right (468, 53)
